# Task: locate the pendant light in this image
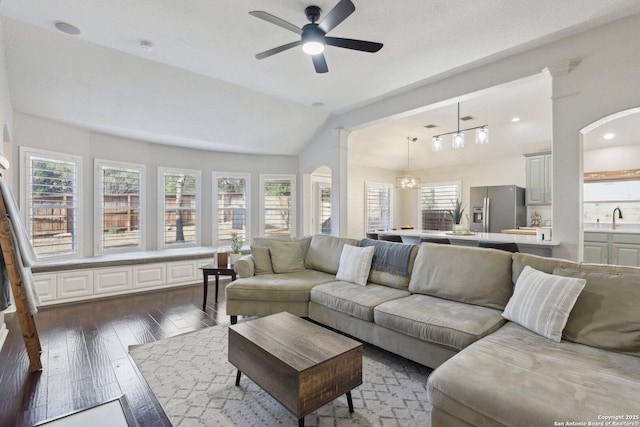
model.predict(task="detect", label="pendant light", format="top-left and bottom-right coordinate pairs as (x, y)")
top-left (396, 137), bottom-right (421, 190)
top-left (432, 102), bottom-right (489, 151)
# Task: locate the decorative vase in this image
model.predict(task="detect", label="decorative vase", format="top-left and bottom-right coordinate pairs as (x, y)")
top-left (230, 253), bottom-right (242, 266)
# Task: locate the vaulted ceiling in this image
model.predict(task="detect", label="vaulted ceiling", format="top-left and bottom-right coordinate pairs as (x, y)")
top-left (1, 0), bottom-right (639, 163)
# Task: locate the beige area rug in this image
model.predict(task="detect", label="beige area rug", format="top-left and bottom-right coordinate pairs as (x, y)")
top-left (129, 324), bottom-right (433, 426)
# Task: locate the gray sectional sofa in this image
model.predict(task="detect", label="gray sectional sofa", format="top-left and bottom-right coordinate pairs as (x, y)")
top-left (227, 234), bottom-right (640, 426)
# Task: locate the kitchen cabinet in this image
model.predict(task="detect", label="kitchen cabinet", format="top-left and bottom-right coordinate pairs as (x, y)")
top-left (584, 232), bottom-right (640, 266)
top-left (525, 152), bottom-right (552, 205)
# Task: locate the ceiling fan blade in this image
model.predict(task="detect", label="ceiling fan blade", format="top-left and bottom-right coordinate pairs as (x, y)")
top-left (318, 0), bottom-right (355, 33)
top-left (249, 11), bottom-right (302, 35)
top-left (255, 41), bottom-right (301, 60)
top-left (312, 54), bottom-right (328, 73)
top-left (325, 37), bottom-right (383, 53)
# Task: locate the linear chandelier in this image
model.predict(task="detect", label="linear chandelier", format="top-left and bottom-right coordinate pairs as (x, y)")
top-left (396, 136), bottom-right (421, 190)
top-left (432, 102), bottom-right (489, 152)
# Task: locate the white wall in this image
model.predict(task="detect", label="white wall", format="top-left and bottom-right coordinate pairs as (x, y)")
top-left (300, 13), bottom-right (640, 260)
top-left (584, 145), bottom-right (640, 172)
top-left (12, 113), bottom-right (298, 257)
top-left (0, 18), bottom-right (14, 159)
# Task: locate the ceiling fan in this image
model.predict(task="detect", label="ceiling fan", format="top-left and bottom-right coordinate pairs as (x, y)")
top-left (249, 0), bottom-right (383, 73)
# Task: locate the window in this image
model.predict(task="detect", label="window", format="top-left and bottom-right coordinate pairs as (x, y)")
top-left (213, 172), bottom-right (250, 245)
top-left (158, 168), bottom-right (200, 248)
top-left (311, 175), bottom-right (331, 235)
top-left (20, 147), bottom-right (82, 258)
top-left (95, 160), bottom-right (145, 253)
top-left (365, 182), bottom-right (392, 231)
top-left (419, 181), bottom-right (461, 231)
top-left (260, 174), bottom-right (296, 238)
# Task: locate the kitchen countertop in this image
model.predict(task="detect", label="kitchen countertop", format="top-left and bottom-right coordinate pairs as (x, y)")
top-left (377, 230), bottom-right (559, 246)
top-left (584, 228), bottom-right (640, 234)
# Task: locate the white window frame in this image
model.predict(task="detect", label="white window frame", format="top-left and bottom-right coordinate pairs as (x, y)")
top-left (259, 174), bottom-right (296, 237)
top-left (417, 180), bottom-right (462, 230)
top-left (20, 147), bottom-right (83, 260)
top-left (94, 159), bottom-right (146, 255)
top-left (212, 171), bottom-right (251, 246)
top-left (157, 167), bottom-right (201, 249)
top-left (365, 181), bottom-right (393, 232)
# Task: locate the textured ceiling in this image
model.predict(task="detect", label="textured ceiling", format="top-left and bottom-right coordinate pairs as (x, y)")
top-left (1, 0), bottom-right (639, 160)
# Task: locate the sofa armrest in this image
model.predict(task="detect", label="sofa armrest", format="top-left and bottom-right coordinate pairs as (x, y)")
top-left (234, 255), bottom-right (254, 278)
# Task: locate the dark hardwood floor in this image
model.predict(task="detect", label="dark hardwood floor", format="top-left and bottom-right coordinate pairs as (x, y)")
top-left (0, 280), bottom-right (232, 427)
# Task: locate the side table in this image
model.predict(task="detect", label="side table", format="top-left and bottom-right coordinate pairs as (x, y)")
top-left (199, 263), bottom-right (237, 310)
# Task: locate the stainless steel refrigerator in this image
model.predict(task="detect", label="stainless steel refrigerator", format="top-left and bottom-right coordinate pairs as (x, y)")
top-left (469, 185), bottom-right (526, 233)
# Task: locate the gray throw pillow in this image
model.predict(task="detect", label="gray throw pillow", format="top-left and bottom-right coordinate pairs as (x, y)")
top-left (270, 241), bottom-right (306, 273)
top-left (251, 245), bottom-right (273, 275)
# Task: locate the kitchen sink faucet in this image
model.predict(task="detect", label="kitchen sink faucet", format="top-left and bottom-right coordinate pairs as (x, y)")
top-left (612, 207), bottom-right (623, 230)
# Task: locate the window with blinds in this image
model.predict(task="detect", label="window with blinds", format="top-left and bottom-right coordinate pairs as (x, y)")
top-left (419, 181), bottom-right (460, 230)
top-left (21, 148), bottom-right (82, 258)
top-left (96, 160), bottom-right (145, 253)
top-left (159, 168), bottom-right (200, 248)
top-left (214, 173), bottom-right (250, 244)
top-left (260, 174), bottom-right (296, 238)
top-left (365, 182), bottom-right (392, 231)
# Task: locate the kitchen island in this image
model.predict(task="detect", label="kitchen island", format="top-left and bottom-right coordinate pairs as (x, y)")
top-left (377, 229), bottom-right (559, 257)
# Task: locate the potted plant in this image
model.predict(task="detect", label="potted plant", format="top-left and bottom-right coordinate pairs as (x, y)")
top-left (229, 231), bottom-right (245, 266)
top-left (448, 199), bottom-right (465, 233)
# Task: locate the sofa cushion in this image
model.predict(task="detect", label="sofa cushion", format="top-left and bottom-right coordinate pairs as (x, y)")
top-left (427, 322), bottom-right (640, 427)
top-left (374, 294), bottom-right (506, 351)
top-left (502, 266), bottom-right (585, 342)
top-left (335, 244), bottom-right (375, 286)
top-left (270, 241), bottom-right (306, 273)
top-left (511, 252), bottom-right (579, 283)
top-left (250, 245), bottom-right (273, 275)
top-left (310, 281), bottom-right (410, 321)
top-left (409, 243), bottom-right (514, 310)
top-left (305, 235), bottom-right (359, 275)
top-left (226, 270), bottom-right (336, 302)
top-left (554, 267), bottom-right (640, 355)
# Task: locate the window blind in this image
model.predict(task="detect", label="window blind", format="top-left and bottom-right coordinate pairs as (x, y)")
top-left (162, 172), bottom-right (198, 246)
top-left (366, 183), bottom-right (392, 231)
top-left (420, 182), bottom-right (460, 230)
top-left (216, 176), bottom-right (248, 242)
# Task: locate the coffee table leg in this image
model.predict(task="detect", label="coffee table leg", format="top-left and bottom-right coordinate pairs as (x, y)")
top-left (346, 391), bottom-right (354, 413)
top-left (235, 370), bottom-right (241, 386)
top-left (298, 418), bottom-right (304, 427)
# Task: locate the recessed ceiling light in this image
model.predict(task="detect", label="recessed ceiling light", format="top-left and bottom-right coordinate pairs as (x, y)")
top-left (139, 40), bottom-right (155, 51)
top-left (511, 117), bottom-right (521, 122)
top-left (54, 21), bottom-right (81, 35)
top-left (311, 102), bottom-right (324, 107)
top-left (603, 133), bottom-right (616, 140)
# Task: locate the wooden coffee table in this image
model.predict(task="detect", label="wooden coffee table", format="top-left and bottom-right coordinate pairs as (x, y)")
top-left (228, 312), bottom-right (363, 426)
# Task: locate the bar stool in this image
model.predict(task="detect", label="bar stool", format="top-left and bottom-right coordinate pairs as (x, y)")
top-left (378, 234), bottom-right (403, 243)
top-left (420, 237), bottom-right (451, 244)
top-left (478, 241), bottom-right (519, 253)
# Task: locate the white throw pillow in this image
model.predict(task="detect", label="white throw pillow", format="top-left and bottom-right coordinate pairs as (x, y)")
top-left (502, 266), bottom-right (586, 342)
top-left (335, 245), bottom-right (375, 286)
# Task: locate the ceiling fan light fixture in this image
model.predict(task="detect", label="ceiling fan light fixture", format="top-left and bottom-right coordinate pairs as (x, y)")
top-left (302, 40), bottom-right (325, 55)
